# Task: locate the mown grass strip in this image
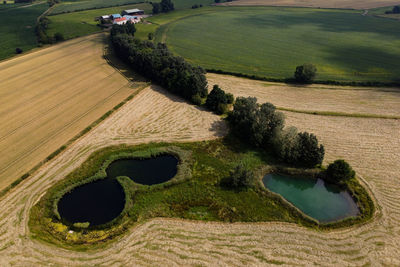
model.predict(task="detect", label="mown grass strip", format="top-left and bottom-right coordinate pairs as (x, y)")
top-left (278, 107), bottom-right (400, 120)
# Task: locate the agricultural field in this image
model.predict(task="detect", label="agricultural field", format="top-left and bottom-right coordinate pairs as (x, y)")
top-left (0, 68), bottom-right (399, 264)
top-left (46, 3), bottom-right (152, 40)
top-left (220, 0), bottom-right (400, 9)
top-left (153, 6), bottom-right (400, 83)
top-left (49, 0), bottom-right (142, 15)
top-left (207, 73), bottom-right (400, 118)
top-left (0, 2), bottom-right (48, 60)
top-left (0, 33), bottom-right (138, 192)
top-left (50, 0), bottom-right (214, 15)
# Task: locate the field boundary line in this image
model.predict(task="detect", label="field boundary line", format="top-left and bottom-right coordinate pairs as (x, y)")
top-left (278, 107), bottom-right (400, 120)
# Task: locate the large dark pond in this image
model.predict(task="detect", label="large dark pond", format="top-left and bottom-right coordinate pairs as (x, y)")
top-left (58, 179), bottom-right (125, 226)
top-left (106, 155), bottom-right (178, 185)
top-left (58, 155), bottom-right (179, 226)
top-left (263, 173), bottom-right (359, 222)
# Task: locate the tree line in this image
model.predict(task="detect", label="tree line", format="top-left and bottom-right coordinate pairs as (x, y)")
top-left (111, 24), bottom-right (208, 103)
top-left (110, 23), bottom-right (333, 171)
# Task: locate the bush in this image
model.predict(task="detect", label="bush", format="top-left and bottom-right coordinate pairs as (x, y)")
top-left (295, 132), bottom-right (325, 167)
top-left (229, 163), bottom-right (255, 188)
top-left (191, 94), bottom-right (202, 105)
top-left (148, 32), bottom-right (154, 40)
top-left (294, 63), bottom-right (317, 83)
top-left (226, 93), bottom-right (234, 104)
top-left (326, 159), bottom-right (355, 184)
top-left (206, 84), bottom-right (228, 114)
top-left (15, 47), bottom-right (23, 54)
top-left (54, 32), bottom-right (64, 42)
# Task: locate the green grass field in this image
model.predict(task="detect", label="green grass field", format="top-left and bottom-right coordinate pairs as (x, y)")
top-left (50, 0), bottom-right (214, 15)
top-left (153, 6), bottom-right (400, 82)
top-left (0, 2), bottom-right (48, 60)
top-left (47, 3), bottom-right (152, 39)
top-left (49, 0), bottom-right (142, 15)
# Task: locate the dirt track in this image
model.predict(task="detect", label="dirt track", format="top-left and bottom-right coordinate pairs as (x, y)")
top-left (220, 0), bottom-right (400, 9)
top-left (0, 62), bottom-right (399, 264)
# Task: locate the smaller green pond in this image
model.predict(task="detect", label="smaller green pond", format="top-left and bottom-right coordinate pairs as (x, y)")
top-left (263, 174), bottom-right (359, 222)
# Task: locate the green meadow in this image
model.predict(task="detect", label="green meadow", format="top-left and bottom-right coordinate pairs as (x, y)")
top-left (0, 3), bottom-right (48, 60)
top-left (154, 7), bottom-right (400, 82)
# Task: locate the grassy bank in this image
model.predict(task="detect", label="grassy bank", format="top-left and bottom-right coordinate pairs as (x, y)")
top-left (29, 138), bottom-right (374, 250)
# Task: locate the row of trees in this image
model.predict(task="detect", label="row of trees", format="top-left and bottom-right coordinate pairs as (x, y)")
top-left (111, 24), bottom-right (208, 104)
top-left (385, 5), bottom-right (400, 14)
top-left (152, 0), bottom-right (174, 14)
top-left (228, 97), bottom-right (325, 168)
top-left (36, 17), bottom-right (64, 44)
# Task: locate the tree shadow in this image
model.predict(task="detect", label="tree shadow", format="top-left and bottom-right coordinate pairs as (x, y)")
top-left (103, 39), bottom-right (148, 84)
top-left (235, 11), bottom-right (400, 38)
top-left (322, 45), bottom-right (400, 81)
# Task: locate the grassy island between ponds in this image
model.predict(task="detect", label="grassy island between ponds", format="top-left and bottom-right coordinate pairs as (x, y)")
top-left (29, 138), bottom-right (374, 250)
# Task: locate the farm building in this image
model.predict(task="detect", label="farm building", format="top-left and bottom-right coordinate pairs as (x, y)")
top-left (113, 17), bottom-right (127, 25)
top-left (122, 8), bottom-right (144, 16)
top-left (111, 14), bottom-right (122, 20)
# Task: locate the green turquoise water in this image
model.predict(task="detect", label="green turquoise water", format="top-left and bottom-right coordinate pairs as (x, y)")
top-left (263, 174), bottom-right (359, 222)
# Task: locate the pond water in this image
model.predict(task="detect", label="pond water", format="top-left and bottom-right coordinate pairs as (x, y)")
top-left (57, 178), bottom-right (125, 226)
top-left (262, 173), bottom-right (359, 222)
top-left (58, 155), bottom-right (179, 226)
top-left (106, 155), bottom-right (178, 185)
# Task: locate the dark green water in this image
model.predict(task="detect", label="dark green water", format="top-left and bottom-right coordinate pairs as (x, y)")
top-left (58, 155), bottom-right (178, 226)
top-left (263, 174), bottom-right (359, 222)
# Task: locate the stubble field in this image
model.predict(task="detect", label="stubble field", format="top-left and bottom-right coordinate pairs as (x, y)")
top-left (207, 73), bottom-right (400, 118)
top-left (0, 33), bottom-right (136, 192)
top-left (0, 70), bottom-right (399, 265)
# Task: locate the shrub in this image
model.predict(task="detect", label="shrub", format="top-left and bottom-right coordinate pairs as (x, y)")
top-left (229, 163), bottom-right (255, 188)
top-left (191, 94), bottom-right (202, 105)
top-left (326, 159), bottom-right (355, 183)
top-left (294, 63), bottom-right (317, 83)
top-left (206, 84), bottom-right (228, 114)
top-left (226, 93), bottom-right (234, 104)
top-left (15, 47), bottom-right (23, 54)
top-left (295, 132), bottom-right (325, 167)
top-left (152, 2), bottom-right (160, 14)
top-left (54, 32), bottom-right (64, 42)
top-left (148, 32), bottom-right (154, 40)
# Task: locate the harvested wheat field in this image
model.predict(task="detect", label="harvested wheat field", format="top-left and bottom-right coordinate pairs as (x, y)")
top-left (0, 75), bottom-right (399, 264)
top-left (0, 33), bottom-right (135, 191)
top-left (220, 0), bottom-right (400, 9)
top-left (207, 73), bottom-right (400, 118)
